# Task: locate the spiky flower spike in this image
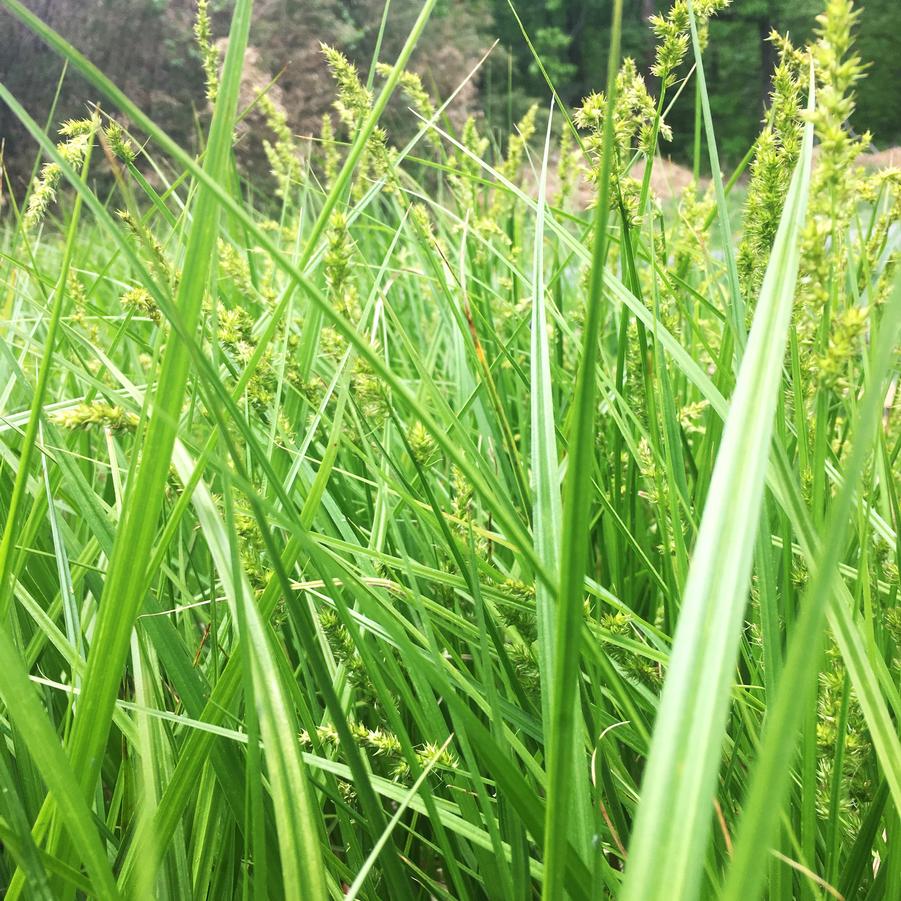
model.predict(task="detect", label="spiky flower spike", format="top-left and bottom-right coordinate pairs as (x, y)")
top-left (52, 402), bottom-right (138, 432)
top-left (121, 285), bottom-right (160, 323)
top-left (103, 121), bottom-right (137, 164)
top-left (649, 0), bottom-right (731, 88)
top-left (23, 115), bottom-right (100, 232)
top-left (194, 0), bottom-right (220, 104)
top-left (301, 721), bottom-right (459, 784)
top-left (556, 124), bottom-right (582, 207)
top-left (318, 113), bottom-right (340, 185)
top-left (448, 116), bottom-right (488, 215)
top-left (321, 44), bottom-right (394, 195)
top-left (575, 59), bottom-right (671, 224)
top-left (258, 92), bottom-right (303, 200)
top-left (377, 63), bottom-right (442, 153)
top-left (499, 104), bottom-right (538, 184)
top-left (796, 0), bottom-right (871, 383)
top-left (738, 32), bottom-right (806, 301)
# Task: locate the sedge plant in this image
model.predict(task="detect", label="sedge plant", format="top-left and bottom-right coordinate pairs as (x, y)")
top-left (0, 0), bottom-right (898, 898)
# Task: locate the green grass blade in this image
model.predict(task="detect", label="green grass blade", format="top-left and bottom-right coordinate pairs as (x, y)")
top-left (723, 270), bottom-right (901, 901)
top-left (530, 102), bottom-right (595, 869)
top-left (528, 107), bottom-right (560, 717)
top-left (216, 471), bottom-right (328, 897)
top-left (621, 70), bottom-right (815, 901)
top-left (686, 0), bottom-right (745, 347)
top-left (0, 626), bottom-right (120, 898)
top-left (541, 1), bottom-right (623, 896)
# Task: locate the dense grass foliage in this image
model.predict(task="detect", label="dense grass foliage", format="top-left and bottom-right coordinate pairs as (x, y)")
top-left (0, 0), bottom-right (899, 898)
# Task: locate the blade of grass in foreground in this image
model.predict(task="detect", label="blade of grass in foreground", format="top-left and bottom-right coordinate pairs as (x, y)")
top-left (722, 269), bottom-right (901, 901)
top-left (541, 1), bottom-right (622, 897)
top-left (620, 69), bottom-right (815, 901)
top-left (0, 628), bottom-right (120, 898)
top-left (220, 473), bottom-right (328, 898)
top-left (531, 104), bottom-right (560, 731)
top-left (530, 102), bottom-right (593, 868)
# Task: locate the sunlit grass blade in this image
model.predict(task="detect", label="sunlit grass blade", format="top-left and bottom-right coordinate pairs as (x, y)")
top-left (621, 69), bottom-right (815, 901)
top-left (216, 469), bottom-right (328, 897)
top-left (530, 101), bottom-right (596, 870)
top-left (531, 104), bottom-right (560, 726)
top-left (723, 270), bottom-right (901, 901)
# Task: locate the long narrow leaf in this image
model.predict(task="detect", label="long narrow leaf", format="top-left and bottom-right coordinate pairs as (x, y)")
top-left (621, 70), bottom-right (815, 901)
top-left (541, 1), bottom-right (623, 896)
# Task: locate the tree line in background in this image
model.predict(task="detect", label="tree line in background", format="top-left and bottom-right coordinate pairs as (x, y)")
top-left (1, 0), bottom-right (899, 193)
top-left (493, 0), bottom-right (901, 161)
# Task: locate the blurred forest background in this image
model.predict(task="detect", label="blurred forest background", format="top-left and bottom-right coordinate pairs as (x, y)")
top-left (1, 0), bottom-right (900, 194)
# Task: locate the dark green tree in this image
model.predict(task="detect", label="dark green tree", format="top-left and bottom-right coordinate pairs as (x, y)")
top-left (488, 0), bottom-right (896, 163)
